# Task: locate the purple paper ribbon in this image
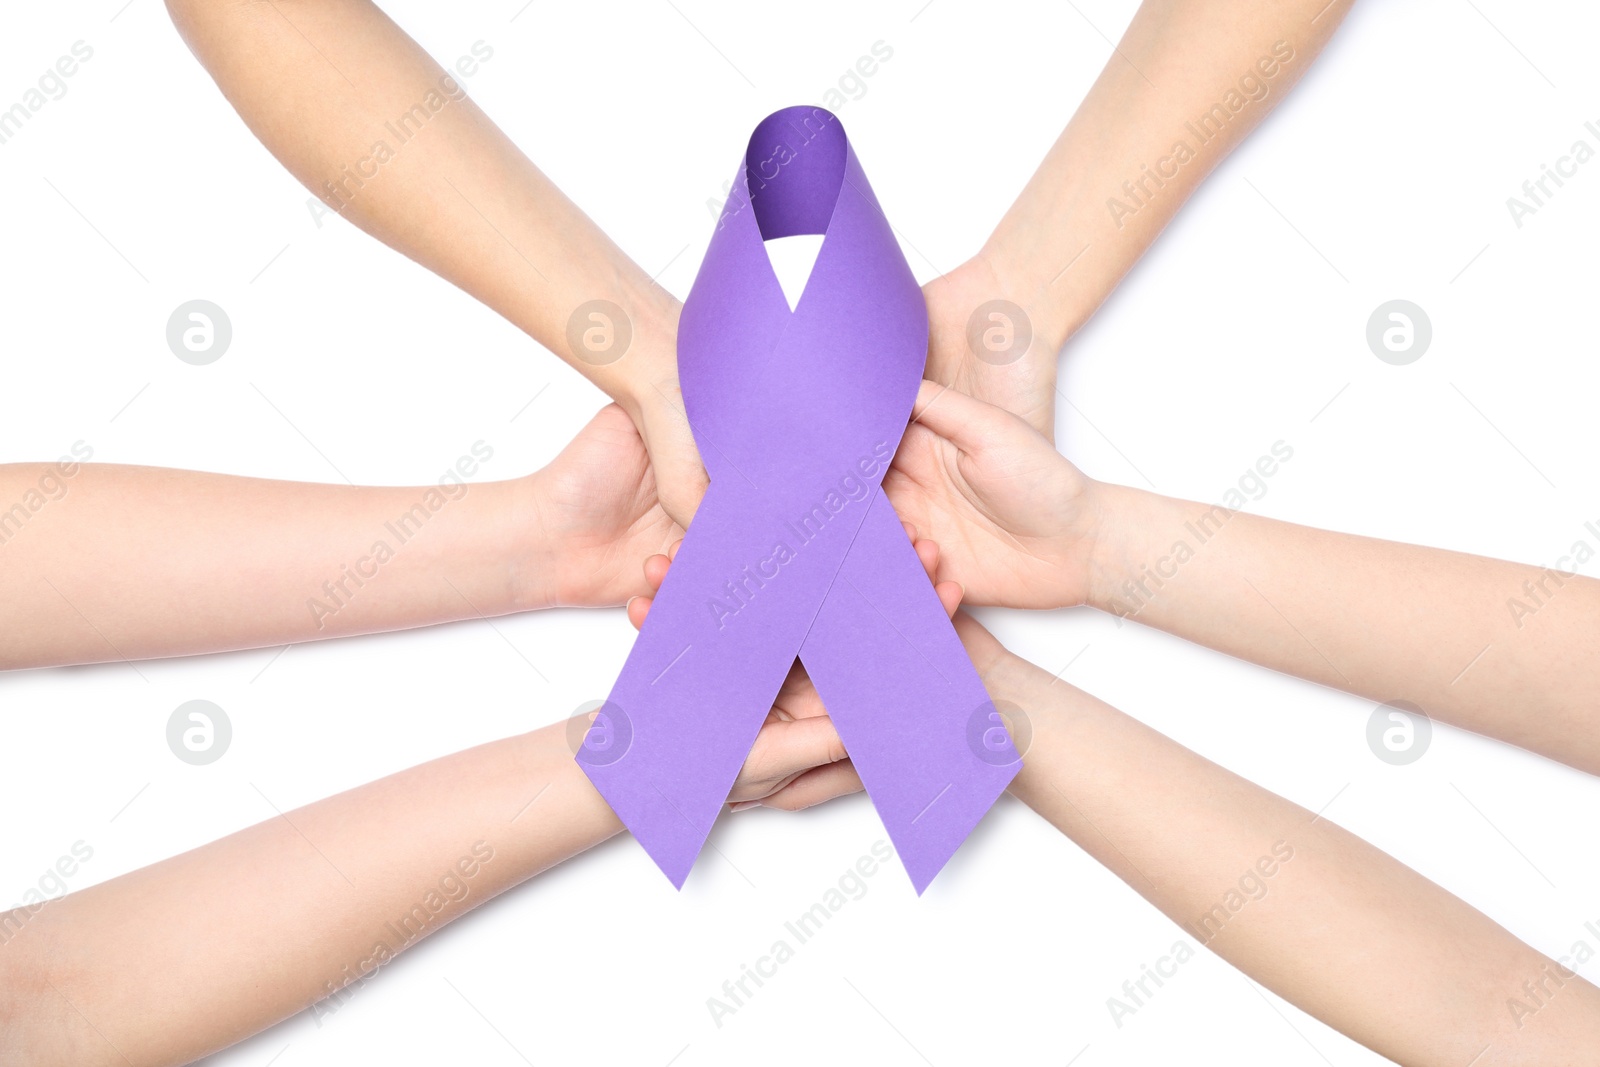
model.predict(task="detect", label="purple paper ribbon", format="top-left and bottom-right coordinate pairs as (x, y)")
top-left (577, 105), bottom-right (1019, 893)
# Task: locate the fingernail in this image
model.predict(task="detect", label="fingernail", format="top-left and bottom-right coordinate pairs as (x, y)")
top-left (729, 800), bottom-right (760, 812)
top-left (626, 596), bottom-right (640, 612)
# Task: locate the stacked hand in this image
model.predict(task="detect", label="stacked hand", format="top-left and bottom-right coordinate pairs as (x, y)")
top-left (520, 402), bottom-right (682, 607)
top-left (25, 2), bottom-right (1600, 1063)
top-left (888, 379), bottom-right (1104, 608)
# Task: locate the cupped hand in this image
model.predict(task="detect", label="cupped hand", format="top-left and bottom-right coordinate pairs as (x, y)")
top-left (627, 254), bottom-right (1058, 531)
top-left (600, 255), bottom-right (1060, 565)
top-left (922, 255), bottom-right (1061, 441)
top-left (624, 370), bottom-right (710, 528)
top-left (627, 527), bottom-right (964, 812)
top-left (520, 403), bottom-right (683, 607)
top-left (884, 380), bottom-right (1106, 609)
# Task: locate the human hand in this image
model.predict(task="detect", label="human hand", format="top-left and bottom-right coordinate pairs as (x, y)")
top-left (518, 403), bottom-right (683, 608)
top-left (612, 341), bottom-right (711, 528)
top-left (922, 254), bottom-right (1065, 442)
top-left (613, 255), bottom-right (1060, 537)
top-left (884, 381), bottom-right (1110, 609)
top-left (626, 527), bottom-right (964, 812)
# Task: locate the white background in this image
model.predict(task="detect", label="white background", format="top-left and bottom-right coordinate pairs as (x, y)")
top-left (3, 1), bottom-right (1598, 1064)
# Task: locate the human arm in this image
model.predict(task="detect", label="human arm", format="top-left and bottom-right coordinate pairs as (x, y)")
top-left (0, 404), bottom-right (678, 669)
top-left (923, 0), bottom-right (1355, 438)
top-left (0, 711), bottom-right (853, 1065)
top-left (0, 535), bottom-right (961, 1064)
top-left (966, 615), bottom-right (1600, 1065)
top-left (162, 0), bottom-right (706, 522)
top-left (1087, 481), bottom-right (1600, 772)
top-left (890, 382), bottom-right (1600, 774)
top-left (609, 537), bottom-right (1600, 1061)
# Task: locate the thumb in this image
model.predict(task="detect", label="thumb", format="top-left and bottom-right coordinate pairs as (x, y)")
top-left (909, 380), bottom-right (1028, 453)
top-left (740, 760), bottom-right (865, 812)
top-left (742, 715), bottom-right (850, 786)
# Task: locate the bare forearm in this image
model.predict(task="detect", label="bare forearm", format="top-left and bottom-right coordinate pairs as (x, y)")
top-left (2, 721), bottom-right (617, 1066)
top-left (164, 0), bottom-right (678, 398)
top-left (0, 462), bottom-right (547, 668)
top-left (989, 651), bottom-right (1600, 1064)
top-left (1089, 484), bottom-right (1600, 771)
top-left (988, 0), bottom-right (1353, 349)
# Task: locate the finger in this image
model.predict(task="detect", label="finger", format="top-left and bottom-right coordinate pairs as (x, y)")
top-left (738, 760), bottom-right (864, 812)
top-left (912, 537), bottom-right (939, 583)
top-left (901, 520), bottom-right (918, 543)
top-left (627, 594), bottom-right (652, 630)
top-left (668, 538), bottom-right (683, 562)
top-left (738, 715), bottom-right (848, 792)
top-left (934, 579), bottom-right (964, 618)
top-left (774, 670), bottom-right (828, 721)
top-left (912, 537), bottom-right (962, 616)
top-left (643, 552), bottom-right (671, 593)
top-left (911, 379), bottom-right (1019, 450)
top-left (950, 608), bottom-right (1009, 673)
top-left (774, 658), bottom-right (825, 719)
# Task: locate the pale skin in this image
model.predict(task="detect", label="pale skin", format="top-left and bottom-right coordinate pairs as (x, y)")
top-left (0, 404), bottom-right (680, 669)
top-left (162, 0), bottom-right (1355, 515)
top-left (889, 381), bottom-right (1600, 775)
top-left (679, 556), bottom-right (1600, 1065)
top-left (20, 0), bottom-right (1577, 1060)
top-left (0, 541), bottom-right (962, 1067)
top-left (8, 558), bottom-right (1593, 1066)
top-left (971, 614), bottom-right (1600, 1067)
top-left (923, 0), bottom-right (1356, 441)
top-left (8, 0), bottom-right (1353, 665)
top-left (0, 715), bottom-right (840, 1066)
top-left (163, 0), bottom-right (705, 523)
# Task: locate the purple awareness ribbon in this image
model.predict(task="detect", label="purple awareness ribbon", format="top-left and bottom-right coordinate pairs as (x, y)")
top-left (577, 105), bottom-right (1020, 893)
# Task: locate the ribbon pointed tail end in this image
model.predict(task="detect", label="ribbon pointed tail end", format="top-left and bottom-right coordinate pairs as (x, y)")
top-left (640, 836), bottom-right (701, 891)
top-left (579, 759), bottom-right (718, 892)
top-left (890, 763), bottom-right (1020, 897)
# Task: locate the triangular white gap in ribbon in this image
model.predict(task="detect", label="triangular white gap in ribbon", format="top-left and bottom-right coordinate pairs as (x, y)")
top-left (763, 233), bottom-right (826, 312)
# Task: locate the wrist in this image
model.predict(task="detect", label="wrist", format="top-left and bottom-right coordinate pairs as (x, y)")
top-left (975, 644), bottom-right (1044, 709)
top-left (600, 291), bottom-right (681, 421)
top-left (973, 644), bottom-right (1078, 803)
top-left (977, 225), bottom-right (1094, 357)
top-left (505, 472), bottom-right (562, 612)
top-left (1082, 482), bottom-right (1175, 616)
top-left (517, 722), bottom-right (626, 849)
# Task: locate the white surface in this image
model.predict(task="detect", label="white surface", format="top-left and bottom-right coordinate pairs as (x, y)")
top-left (2, 1), bottom-right (1598, 1064)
